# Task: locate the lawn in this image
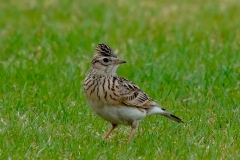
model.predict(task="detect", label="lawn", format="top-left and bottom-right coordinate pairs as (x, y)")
top-left (0, 0), bottom-right (239, 159)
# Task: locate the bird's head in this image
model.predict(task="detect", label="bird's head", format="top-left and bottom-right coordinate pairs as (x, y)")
top-left (90, 43), bottom-right (126, 75)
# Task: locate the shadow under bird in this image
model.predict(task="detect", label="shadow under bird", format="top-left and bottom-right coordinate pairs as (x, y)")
top-left (84, 43), bottom-right (184, 142)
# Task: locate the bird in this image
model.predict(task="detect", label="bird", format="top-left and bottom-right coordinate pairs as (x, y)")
top-left (83, 43), bottom-right (184, 142)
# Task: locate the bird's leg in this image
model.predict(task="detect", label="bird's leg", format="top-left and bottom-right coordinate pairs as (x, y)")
top-left (128, 121), bottom-right (138, 142)
top-left (103, 124), bottom-right (118, 140)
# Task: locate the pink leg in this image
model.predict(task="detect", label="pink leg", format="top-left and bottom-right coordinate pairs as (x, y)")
top-left (103, 124), bottom-right (118, 140)
top-left (128, 121), bottom-right (138, 142)
top-left (128, 126), bottom-right (136, 142)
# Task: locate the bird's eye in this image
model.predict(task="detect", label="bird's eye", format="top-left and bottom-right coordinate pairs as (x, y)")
top-left (103, 58), bottom-right (109, 63)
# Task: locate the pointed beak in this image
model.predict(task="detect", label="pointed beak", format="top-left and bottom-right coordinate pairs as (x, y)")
top-left (115, 59), bottom-right (126, 64)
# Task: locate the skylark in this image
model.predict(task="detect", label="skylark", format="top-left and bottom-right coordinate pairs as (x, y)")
top-left (84, 43), bottom-right (184, 142)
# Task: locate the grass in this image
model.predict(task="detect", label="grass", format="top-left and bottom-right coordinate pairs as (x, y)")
top-left (0, 0), bottom-right (239, 159)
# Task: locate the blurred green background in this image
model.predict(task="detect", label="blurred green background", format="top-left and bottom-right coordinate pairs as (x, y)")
top-left (0, 0), bottom-right (239, 159)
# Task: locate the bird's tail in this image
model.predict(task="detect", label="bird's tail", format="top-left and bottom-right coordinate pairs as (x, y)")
top-left (147, 105), bottom-right (184, 123)
top-left (161, 111), bottom-right (184, 123)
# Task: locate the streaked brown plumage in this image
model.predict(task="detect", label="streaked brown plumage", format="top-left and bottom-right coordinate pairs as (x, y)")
top-left (84, 43), bottom-right (184, 142)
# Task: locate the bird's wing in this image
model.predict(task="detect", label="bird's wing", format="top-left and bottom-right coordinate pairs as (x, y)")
top-left (118, 77), bottom-right (157, 108)
top-left (117, 77), bottom-right (184, 123)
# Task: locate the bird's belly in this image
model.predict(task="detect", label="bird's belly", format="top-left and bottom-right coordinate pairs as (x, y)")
top-left (89, 102), bottom-right (147, 125)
